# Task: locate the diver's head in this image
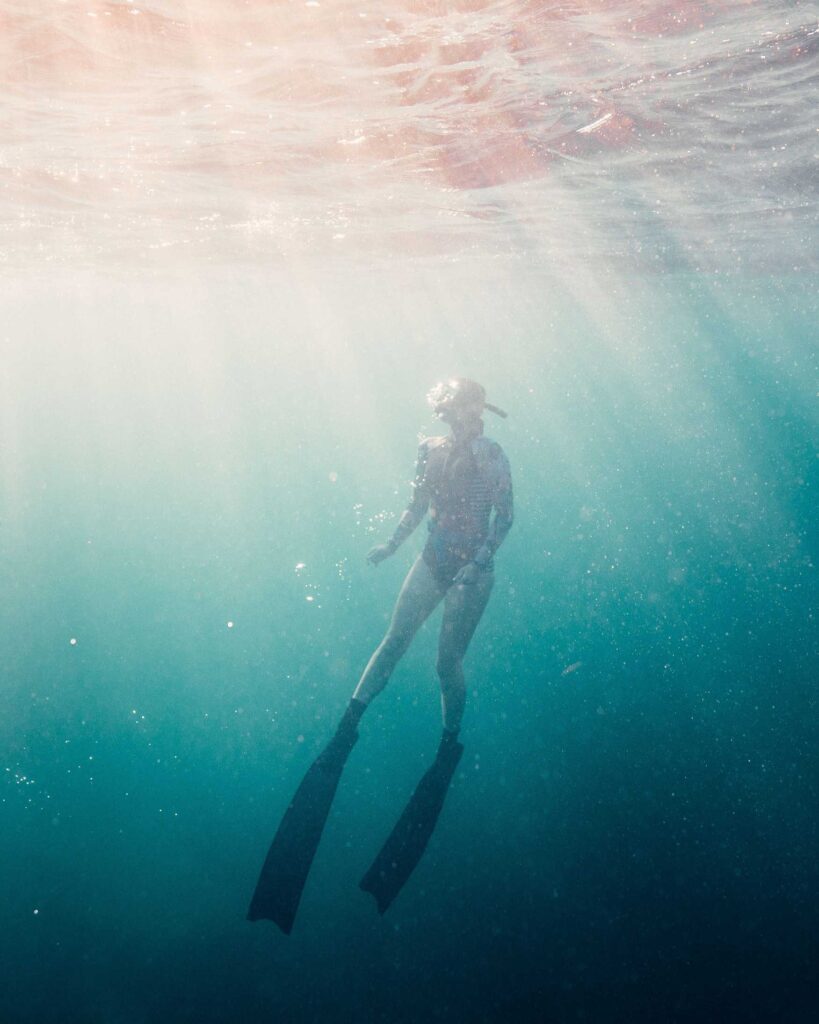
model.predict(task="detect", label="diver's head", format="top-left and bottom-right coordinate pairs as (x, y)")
top-left (427, 378), bottom-right (507, 424)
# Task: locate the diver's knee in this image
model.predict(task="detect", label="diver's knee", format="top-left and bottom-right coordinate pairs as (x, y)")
top-left (380, 629), bottom-right (411, 661)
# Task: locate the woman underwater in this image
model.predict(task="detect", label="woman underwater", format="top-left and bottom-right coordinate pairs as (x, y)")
top-left (248, 378), bottom-right (514, 931)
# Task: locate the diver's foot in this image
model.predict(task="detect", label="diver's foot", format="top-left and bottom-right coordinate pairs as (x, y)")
top-left (437, 727), bottom-right (463, 762)
top-left (316, 698), bottom-right (367, 773)
top-left (316, 726), bottom-right (357, 773)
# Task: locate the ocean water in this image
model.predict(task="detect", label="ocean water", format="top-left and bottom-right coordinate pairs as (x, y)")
top-left (2, 3), bottom-right (818, 1023)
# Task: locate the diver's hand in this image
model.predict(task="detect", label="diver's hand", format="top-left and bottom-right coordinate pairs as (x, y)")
top-left (453, 562), bottom-right (480, 586)
top-left (367, 543), bottom-right (395, 566)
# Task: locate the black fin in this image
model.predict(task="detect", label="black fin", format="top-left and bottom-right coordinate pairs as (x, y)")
top-left (247, 729), bottom-right (357, 933)
top-left (360, 740), bottom-right (463, 914)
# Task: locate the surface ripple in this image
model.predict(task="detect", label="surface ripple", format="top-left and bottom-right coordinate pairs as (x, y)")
top-left (0, 0), bottom-right (816, 269)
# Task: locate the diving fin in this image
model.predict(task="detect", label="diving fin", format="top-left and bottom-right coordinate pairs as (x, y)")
top-left (247, 725), bottom-right (357, 933)
top-left (360, 735), bottom-right (463, 914)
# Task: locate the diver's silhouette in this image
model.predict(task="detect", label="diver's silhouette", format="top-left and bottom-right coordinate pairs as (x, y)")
top-left (248, 379), bottom-right (513, 931)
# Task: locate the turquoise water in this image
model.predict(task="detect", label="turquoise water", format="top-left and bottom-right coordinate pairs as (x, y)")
top-left (2, 1), bottom-right (818, 1021)
top-left (3, 268), bottom-right (816, 1021)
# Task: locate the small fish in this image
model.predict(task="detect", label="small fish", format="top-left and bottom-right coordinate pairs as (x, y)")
top-left (561, 661), bottom-right (582, 677)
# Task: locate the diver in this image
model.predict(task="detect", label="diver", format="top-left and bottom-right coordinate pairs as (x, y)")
top-left (248, 379), bottom-right (514, 931)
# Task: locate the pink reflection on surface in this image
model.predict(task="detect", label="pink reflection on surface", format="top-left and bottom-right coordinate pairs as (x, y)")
top-left (0, 1), bottom-right (815, 268)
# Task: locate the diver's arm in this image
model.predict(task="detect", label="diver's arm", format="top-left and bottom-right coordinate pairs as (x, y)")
top-left (367, 443), bottom-right (431, 565)
top-left (473, 450), bottom-right (513, 568)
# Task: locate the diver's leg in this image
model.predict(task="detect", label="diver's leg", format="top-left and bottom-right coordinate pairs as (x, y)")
top-left (353, 556), bottom-right (446, 705)
top-left (436, 571), bottom-right (494, 732)
top-left (249, 561), bottom-right (446, 932)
